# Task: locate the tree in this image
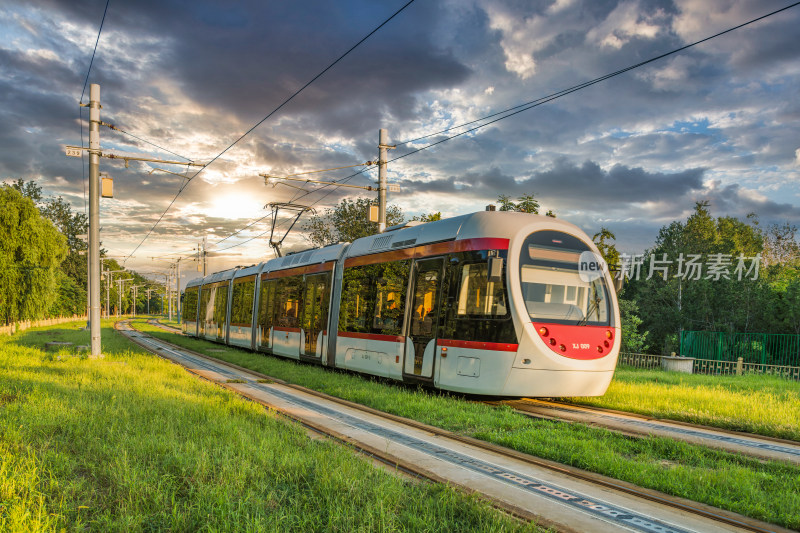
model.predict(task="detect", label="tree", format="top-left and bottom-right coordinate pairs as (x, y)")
top-left (0, 186), bottom-right (67, 323)
top-left (10, 179), bottom-right (90, 317)
top-left (618, 297), bottom-right (649, 353)
top-left (624, 201), bottom-right (769, 352)
top-left (592, 227), bottom-right (620, 268)
top-left (497, 194), bottom-right (516, 212)
top-left (303, 197), bottom-right (405, 248)
top-left (516, 194), bottom-right (540, 214)
top-left (411, 212), bottom-right (441, 222)
top-left (496, 193), bottom-right (542, 214)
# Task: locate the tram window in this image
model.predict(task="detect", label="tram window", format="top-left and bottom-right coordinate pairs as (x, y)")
top-left (257, 279), bottom-right (276, 343)
top-left (340, 260), bottom-right (410, 335)
top-left (231, 277), bottom-right (255, 326)
top-left (373, 260), bottom-right (410, 335)
top-left (456, 263), bottom-right (507, 317)
top-left (182, 287), bottom-right (198, 320)
top-left (275, 275), bottom-right (303, 328)
top-left (340, 265), bottom-right (375, 332)
top-left (439, 251), bottom-right (516, 344)
top-left (213, 285), bottom-right (228, 337)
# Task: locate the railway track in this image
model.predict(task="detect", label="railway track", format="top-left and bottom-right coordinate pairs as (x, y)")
top-left (499, 399), bottom-right (800, 465)
top-left (117, 320), bottom-right (788, 533)
top-left (145, 317), bottom-right (800, 465)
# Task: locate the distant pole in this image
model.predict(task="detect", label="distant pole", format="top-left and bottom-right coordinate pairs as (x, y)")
top-left (88, 84), bottom-right (102, 356)
top-left (168, 267), bottom-right (173, 321)
top-left (176, 258), bottom-right (182, 325)
top-left (202, 236), bottom-right (208, 276)
top-left (378, 128), bottom-right (388, 233)
top-left (131, 285), bottom-right (139, 318)
top-left (106, 269), bottom-right (112, 319)
top-left (146, 288), bottom-right (152, 315)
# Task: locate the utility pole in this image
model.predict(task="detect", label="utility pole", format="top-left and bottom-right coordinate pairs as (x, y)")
top-left (105, 269), bottom-right (125, 319)
top-left (116, 279), bottom-right (130, 317)
top-left (377, 128), bottom-right (395, 233)
top-left (168, 266), bottom-right (174, 321)
top-left (131, 285), bottom-right (142, 318)
top-left (176, 258), bottom-right (182, 324)
top-left (201, 237), bottom-right (207, 276)
top-left (145, 288), bottom-right (153, 315)
top-left (88, 84), bottom-right (101, 356)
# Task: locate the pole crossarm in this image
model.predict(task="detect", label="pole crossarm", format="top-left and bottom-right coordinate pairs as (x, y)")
top-left (261, 173), bottom-right (379, 191)
top-left (65, 145), bottom-right (205, 167)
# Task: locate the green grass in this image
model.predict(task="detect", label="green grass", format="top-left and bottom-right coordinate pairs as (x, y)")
top-left (133, 321), bottom-right (800, 529)
top-left (0, 320), bottom-right (543, 533)
top-left (567, 367), bottom-right (800, 441)
top-left (156, 317), bottom-right (181, 329)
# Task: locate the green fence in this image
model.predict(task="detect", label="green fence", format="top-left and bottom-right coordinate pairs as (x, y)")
top-left (680, 330), bottom-right (800, 367)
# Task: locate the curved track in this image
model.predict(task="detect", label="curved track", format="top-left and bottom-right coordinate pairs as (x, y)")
top-left (117, 320), bottom-right (788, 533)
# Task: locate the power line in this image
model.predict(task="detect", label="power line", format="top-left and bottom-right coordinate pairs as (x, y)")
top-left (78, 0), bottom-right (111, 215)
top-left (393, 1), bottom-right (800, 154)
top-left (189, 1), bottom-right (800, 256)
top-left (123, 0), bottom-right (418, 264)
top-left (104, 123), bottom-right (194, 162)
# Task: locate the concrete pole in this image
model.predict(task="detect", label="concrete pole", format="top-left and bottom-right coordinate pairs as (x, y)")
top-left (202, 236), bottom-right (208, 276)
top-left (116, 279), bottom-right (122, 317)
top-left (176, 259), bottom-right (182, 324)
top-left (146, 288), bottom-right (152, 315)
top-left (106, 270), bottom-right (111, 319)
top-left (168, 267), bottom-right (173, 321)
top-left (88, 84), bottom-right (102, 356)
top-left (378, 128), bottom-right (388, 233)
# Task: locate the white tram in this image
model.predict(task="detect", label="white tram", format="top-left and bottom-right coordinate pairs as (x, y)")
top-left (182, 211), bottom-right (620, 397)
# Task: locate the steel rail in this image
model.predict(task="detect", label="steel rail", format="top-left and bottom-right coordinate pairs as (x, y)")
top-left (499, 398), bottom-right (800, 463)
top-left (521, 398), bottom-right (800, 448)
top-left (117, 320), bottom-right (789, 533)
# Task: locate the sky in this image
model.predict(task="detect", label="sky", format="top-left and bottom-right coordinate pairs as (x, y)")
top-left (2, 0), bottom-right (799, 287)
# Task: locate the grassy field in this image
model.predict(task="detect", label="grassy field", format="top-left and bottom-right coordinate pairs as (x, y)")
top-left (135, 322), bottom-right (800, 530)
top-left (0, 320), bottom-right (542, 533)
top-left (568, 367), bottom-right (800, 441)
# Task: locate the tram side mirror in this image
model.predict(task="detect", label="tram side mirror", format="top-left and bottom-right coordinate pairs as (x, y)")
top-left (488, 256), bottom-right (504, 282)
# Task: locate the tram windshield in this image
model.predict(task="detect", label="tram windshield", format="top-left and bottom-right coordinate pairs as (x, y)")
top-left (519, 231), bottom-right (610, 326)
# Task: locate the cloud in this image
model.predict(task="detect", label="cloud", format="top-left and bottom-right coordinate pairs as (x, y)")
top-left (1, 0), bottom-right (799, 273)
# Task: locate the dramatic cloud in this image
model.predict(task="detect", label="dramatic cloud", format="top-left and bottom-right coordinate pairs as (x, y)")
top-left (1, 0), bottom-right (799, 280)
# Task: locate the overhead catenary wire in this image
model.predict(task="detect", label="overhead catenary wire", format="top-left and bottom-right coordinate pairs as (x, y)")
top-left (78, 0), bottom-right (112, 215)
top-left (122, 0), bottom-right (418, 264)
top-left (102, 122), bottom-right (195, 162)
top-left (392, 1), bottom-right (800, 152)
top-left (206, 1), bottom-right (800, 254)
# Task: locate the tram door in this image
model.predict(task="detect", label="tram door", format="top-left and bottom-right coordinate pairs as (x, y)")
top-left (302, 273), bottom-right (329, 357)
top-left (404, 258), bottom-right (444, 379)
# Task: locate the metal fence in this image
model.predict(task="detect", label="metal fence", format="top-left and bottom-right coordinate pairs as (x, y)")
top-left (679, 330), bottom-right (800, 367)
top-left (618, 352), bottom-right (800, 380)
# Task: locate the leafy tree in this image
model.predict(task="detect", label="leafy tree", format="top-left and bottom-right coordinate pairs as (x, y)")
top-left (516, 194), bottom-right (540, 214)
top-left (411, 212), bottom-right (442, 222)
top-left (624, 201), bottom-right (768, 353)
top-left (763, 221), bottom-right (800, 270)
top-left (0, 186), bottom-right (67, 323)
top-left (496, 193), bottom-right (541, 214)
top-left (303, 197), bottom-right (405, 248)
top-left (592, 227), bottom-right (620, 268)
top-left (618, 296), bottom-right (649, 353)
top-left (10, 178), bottom-right (43, 203)
top-left (497, 194), bottom-right (516, 212)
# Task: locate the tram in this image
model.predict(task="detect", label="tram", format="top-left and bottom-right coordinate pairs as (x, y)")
top-left (182, 210), bottom-right (620, 397)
